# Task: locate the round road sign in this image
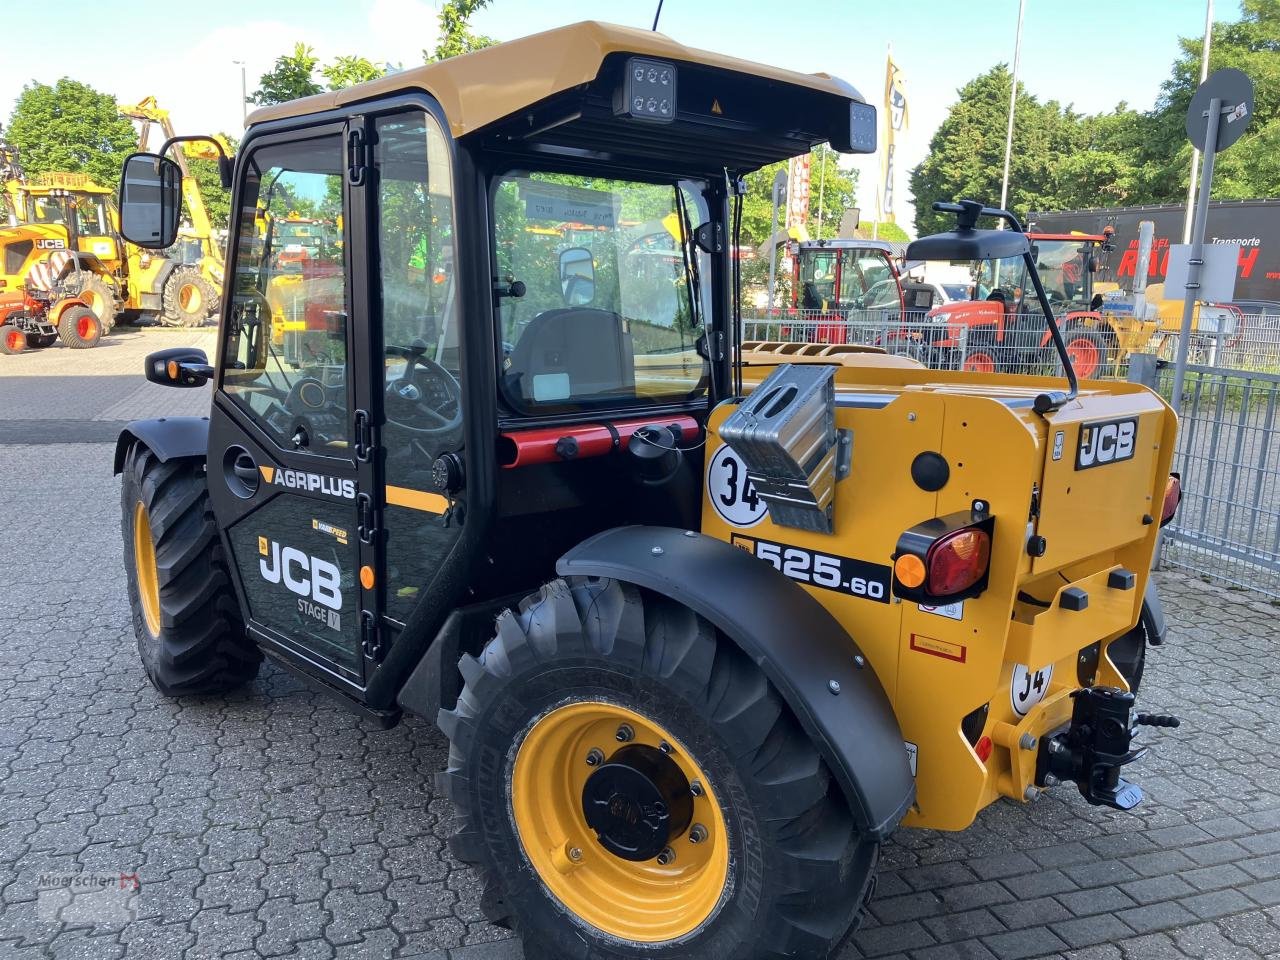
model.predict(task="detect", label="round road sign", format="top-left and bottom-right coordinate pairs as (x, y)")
top-left (1186, 68), bottom-right (1254, 153)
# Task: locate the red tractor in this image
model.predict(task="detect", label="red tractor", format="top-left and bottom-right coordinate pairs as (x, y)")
top-left (782, 238), bottom-right (905, 343)
top-left (0, 250), bottom-right (104, 354)
top-left (923, 231), bottom-right (1117, 378)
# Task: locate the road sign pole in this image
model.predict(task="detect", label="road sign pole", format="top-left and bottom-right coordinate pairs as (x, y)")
top-left (1170, 96), bottom-right (1222, 408)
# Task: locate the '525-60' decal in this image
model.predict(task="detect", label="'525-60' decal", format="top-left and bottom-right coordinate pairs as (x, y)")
top-left (732, 534), bottom-right (892, 603)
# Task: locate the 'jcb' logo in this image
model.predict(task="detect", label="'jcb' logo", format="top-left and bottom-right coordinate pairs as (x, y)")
top-left (259, 539), bottom-right (342, 611)
top-left (1076, 417), bottom-right (1137, 470)
top-left (35, 239), bottom-right (66, 249)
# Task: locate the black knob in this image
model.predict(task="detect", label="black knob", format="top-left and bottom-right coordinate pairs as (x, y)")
top-left (1026, 535), bottom-right (1048, 557)
top-left (432, 452), bottom-right (465, 494)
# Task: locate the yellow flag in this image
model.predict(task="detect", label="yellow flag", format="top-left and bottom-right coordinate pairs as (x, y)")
top-left (880, 54), bottom-right (908, 225)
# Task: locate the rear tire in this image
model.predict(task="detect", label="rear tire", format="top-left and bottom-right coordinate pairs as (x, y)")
top-left (57, 305), bottom-right (103, 349)
top-left (1063, 327), bottom-right (1111, 379)
top-left (120, 443), bottom-right (261, 696)
top-left (961, 333), bottom-right (1000, 373)
top-left (0, 324), bottom-right (27, 355)
top-left (161, 267), bottom-right (217, 327)
top-left (439, 577), bottom-right (877, 960)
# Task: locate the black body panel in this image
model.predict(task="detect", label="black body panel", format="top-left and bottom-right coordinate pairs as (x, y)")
top-left (112, 417), bottom-right (210, 474)
top-left (557, 525), bottom-right (915, 839)
top-left (1140, 580), bottom-right (1167, 646)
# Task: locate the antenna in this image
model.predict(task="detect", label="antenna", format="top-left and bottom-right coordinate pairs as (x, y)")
top-left (652, 0), bottom-right (664, 31)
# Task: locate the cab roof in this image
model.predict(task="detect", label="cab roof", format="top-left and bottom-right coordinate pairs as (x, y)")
top-left (246, 20), bottom-right (866, 148)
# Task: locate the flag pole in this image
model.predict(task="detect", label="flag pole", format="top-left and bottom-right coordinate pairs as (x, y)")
top-left (874, 42), bottom-right (889, 241)
top-left (998, 0), bottom-right (1026, 229)
top-left (1182, 0), bottom-right (1214, 243)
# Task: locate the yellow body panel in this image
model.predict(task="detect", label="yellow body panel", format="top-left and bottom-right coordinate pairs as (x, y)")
top-left (702, 365), bottom-right (1175, 831)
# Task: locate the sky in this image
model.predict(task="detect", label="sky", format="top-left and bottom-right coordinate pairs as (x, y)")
top-left (0, 0), bottom-right (1239, 232)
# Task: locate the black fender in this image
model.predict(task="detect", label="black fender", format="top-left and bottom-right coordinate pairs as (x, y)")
top-left (112, 417), bottom-right (210, 474)
top-left (558, 525), bottom-right (915, 840)
top-left (1140, 579), bottom-right (1167, 646)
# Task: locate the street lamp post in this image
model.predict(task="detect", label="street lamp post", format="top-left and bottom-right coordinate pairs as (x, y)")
top-left (232, 60), bottom-right (248, 128)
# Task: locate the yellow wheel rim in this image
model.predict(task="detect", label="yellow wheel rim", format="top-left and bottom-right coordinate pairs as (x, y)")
top-left (510, 701), bottom-right (730, 943)
top-left (179, 283), bottom-right (203, 313)
top-left (133, 501), bottom-right (161, 637)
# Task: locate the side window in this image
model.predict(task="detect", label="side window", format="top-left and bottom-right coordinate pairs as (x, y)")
top-left (375, 111), bottom-right (462, 624)
top-left (221, 135), bottom-right (349, 454)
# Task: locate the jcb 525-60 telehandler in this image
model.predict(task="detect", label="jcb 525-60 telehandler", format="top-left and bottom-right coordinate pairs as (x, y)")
top-left (115, 22), bottom-right (1182, 960)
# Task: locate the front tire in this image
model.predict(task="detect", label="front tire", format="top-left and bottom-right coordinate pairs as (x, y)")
top-left (0, 324), bottom-right (27, 355)
top-left (439, 577), bottom-right (877, 960)
top-left (1063, 327), bottom-right (1111, 379)
top-left (120, 443), bottom-right (261, 696)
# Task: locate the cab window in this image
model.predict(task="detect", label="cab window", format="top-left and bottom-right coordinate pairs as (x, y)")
top-left (220, 134), bottom-right (349, 454)
top-left (494, 172), bottom-right (709, 414)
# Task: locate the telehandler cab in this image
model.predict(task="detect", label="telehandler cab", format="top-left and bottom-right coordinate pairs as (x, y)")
top-left (115, 22), bottom-right (1182, 960)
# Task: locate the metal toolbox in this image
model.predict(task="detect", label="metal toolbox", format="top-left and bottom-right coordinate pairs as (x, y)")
top-left (720, 364), bottom-right (840, 533)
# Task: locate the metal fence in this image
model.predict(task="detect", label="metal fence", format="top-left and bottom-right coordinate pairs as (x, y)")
top-left (742, 307), bottom-right (1280, 379)
top-left (1130, 354), bottom-right (1280, 598)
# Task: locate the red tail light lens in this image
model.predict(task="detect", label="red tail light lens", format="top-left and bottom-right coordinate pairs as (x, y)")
top-left (926, 528), bottom-right (992, 596)
top-left (1160, 473), bottom-right (1182, 527)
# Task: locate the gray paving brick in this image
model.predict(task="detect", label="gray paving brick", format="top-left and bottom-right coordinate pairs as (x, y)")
top-left (1028, 842), bottom-right (1097, 870)
top-left (1123, 849), bottom-right (1198, 877)
top-left (1181, 862), bottom-right (1254, 892)
top-left (853, 920), bottom-right (936, 958)
top-left (938, 881), bottom-right (1015, 912)
top-left (1056, 885), bottom-right (1139, 917)
top-left (910, 941), bottom-right (998, 960)
top-left (1182, 839), bottom-right (1250, 867)
top-left (1115, 900), bottom-right (1198, 935)
top-left (1064, 860), bottom-right (1142, 889)
top-left (1239, 831), bottom-right (1280, 857)
top-left (921, 908), bottom-right (1005, 942)
top-left (1181, 887), bottom-right (1256, 920)
top-left (981, 927), bottom-right (1068, 960)
top-left (1241, 852), bottom-right (1280, 881)
top-left (968, 852), bottom-right (1039, 881)
top-left (1242, 878), bottom-right (1280, 907)
top-left (1000, 869), bottom-right (1077, 899)
top-left (1050, 912), bottom-right (1135, 949)
top-left (871, 891), bottom-right (946, 925)
top-left (1120, 874), bottom-right (1197, 905)
top-left (991, 896), bottom-right (1073, 929)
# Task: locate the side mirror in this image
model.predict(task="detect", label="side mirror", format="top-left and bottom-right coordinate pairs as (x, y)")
top-left (119, 153), bottom-right (181, 249)
top-left (559, 247), bottom-right (595, 306)
top-left (145, 347), bottom-right (212, 388)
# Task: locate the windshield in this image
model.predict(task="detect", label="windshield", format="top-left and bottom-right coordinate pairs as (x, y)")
top-left (1030, 238), bottom-right (1093, 306)
top-left (495, 171), bottom-right (709, 413)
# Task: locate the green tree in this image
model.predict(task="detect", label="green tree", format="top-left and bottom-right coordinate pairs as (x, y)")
top-left (428, 0), bottom-right (495, 61)
top-left (909, 65), bottom-right (1090, 235)
top-left (249, 43), bottom-right (322, 106)
top-left (1137, 0), bottom-right (1280, 202)
top-left (322, 55), bottom-right (387, 90)
top-left (5, 79), bottom-right (138, 188)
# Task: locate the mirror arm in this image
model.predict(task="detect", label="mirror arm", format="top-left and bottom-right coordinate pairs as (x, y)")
top-left (1023, 250), bottom-right (1079, 414)
top-left (158, 136), bottom-right (234, 188)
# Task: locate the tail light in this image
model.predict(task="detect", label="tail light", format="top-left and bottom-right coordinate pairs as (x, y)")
top-left (893, 510), bottom-right (995, 604)
top-left (1159, 473), bottom-right (1182, 527)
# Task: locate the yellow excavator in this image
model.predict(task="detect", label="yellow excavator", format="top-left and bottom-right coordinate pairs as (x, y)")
top-left (118, 97), bottom-right (226, 323)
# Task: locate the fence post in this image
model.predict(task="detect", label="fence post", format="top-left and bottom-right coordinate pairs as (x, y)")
top-left (1128, 353), bottom-right (1160, 390)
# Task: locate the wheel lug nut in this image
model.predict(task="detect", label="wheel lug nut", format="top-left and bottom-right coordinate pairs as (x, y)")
top-left (689, 823), bottom-right (707, 844)
top-left (690, 780), bottom-right (704, 797)
top-left (659, 741), bottom-right (672, 754)
top-left (585, 748), bottom-right (604, 766)
top-left (656, 847), bottom-right (675, 865)
top-left (568, 846), bottom-right (583, 862)
top-left (615, 724), bottom-right (634, 743)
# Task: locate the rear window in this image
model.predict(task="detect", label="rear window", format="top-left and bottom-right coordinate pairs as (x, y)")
top-left (494, 171), bottom-right (710, 415)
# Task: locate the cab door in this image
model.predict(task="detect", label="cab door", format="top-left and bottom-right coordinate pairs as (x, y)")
top-left (206, 121), bottom-right (378, 690)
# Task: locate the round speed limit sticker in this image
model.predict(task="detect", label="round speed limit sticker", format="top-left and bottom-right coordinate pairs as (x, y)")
top-left (707, 444), bottom-right (766, 527)
top-left (1011, 663), bottom-right (1054, 716)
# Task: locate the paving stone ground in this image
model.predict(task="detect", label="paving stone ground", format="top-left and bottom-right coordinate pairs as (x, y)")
top-left (1, 329), bottom-right (1278, 959)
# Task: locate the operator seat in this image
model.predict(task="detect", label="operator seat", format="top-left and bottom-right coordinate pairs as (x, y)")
top-left (506, 307), bottom-right (635, 404)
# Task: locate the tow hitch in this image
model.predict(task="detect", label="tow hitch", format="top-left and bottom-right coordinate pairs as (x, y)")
top-left (1038, 687), bottom-right (1180, 811)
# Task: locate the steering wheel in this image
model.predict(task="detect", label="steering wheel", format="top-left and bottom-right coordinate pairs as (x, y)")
top-left (384, 340), bottom-right (463, 440)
